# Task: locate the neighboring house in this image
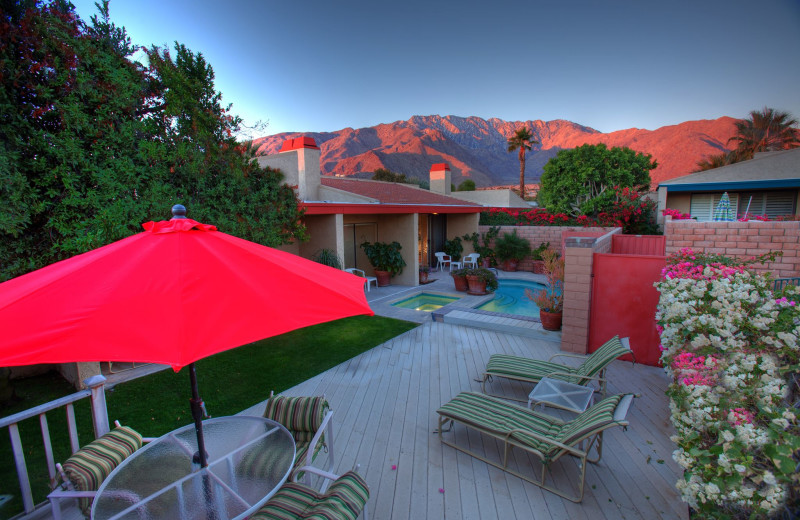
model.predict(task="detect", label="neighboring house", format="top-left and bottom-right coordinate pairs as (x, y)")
top-left (657, 148), bottom-right (800, 225)
top-left (257, 138), bottom-right (484, 286)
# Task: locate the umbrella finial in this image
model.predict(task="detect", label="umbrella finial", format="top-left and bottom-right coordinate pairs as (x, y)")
top-left (172, 204), bottom-right (187, 219)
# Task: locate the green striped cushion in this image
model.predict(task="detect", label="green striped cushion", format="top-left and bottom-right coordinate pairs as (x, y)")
top-left (556, 394), bottom-right (623, 446)
top-left (250, 471), bottom-right (369, 520)
top-left (264, 396), bottom-right (329, 436)
top-left (576, 336), bottom-right (631, 378)
top-left (61, 425), bottom-right (142, 514)
top-left (486, 355), bottom-right (584, 385)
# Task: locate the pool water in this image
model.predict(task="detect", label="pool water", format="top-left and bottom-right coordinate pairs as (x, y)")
top-left (392, 293), bottom-right (461, 312)
top-left (476, 279), bottom-right (545, 317)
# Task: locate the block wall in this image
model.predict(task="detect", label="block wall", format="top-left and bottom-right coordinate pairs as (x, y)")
top-left (664, 217), bottom-right (800, 278)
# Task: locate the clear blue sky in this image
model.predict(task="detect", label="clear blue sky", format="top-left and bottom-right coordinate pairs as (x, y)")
top-left (70, 0), bottom-right (800, 137)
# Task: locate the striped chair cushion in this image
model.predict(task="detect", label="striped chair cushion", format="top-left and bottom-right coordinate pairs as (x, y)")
top-left (250, 471), bottom-right (369, 520)
top-left (486, 355), bottom-right (584, 385)
top-left (264, 396), bottom-right (329, 437)
top-left (437, 392), bottom-right (624, 462)
top-left (575, 336), bottom-right (631, 378)
top-left (61, 425), bottom-right (142, 513)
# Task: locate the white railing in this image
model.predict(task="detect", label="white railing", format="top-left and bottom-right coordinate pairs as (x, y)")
top-left (0, 375), bottom-right (109, 516)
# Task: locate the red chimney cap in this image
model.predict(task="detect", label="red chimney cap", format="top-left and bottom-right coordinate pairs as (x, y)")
top-left (279, 137), bottom-right (320, 152)
top-left (430, 163), bottom-right (450, 171)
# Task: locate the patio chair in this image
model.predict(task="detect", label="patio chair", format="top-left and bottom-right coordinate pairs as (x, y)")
top-left (48, 423), bottom-right (145, 520)
top-left (462, 253), bottom-right (480, 268)
top-left (345, 268), bottom-right (378, 292)
top-left (434, 252), bottom-right (451, 272)
top-left (263, 392), bottom-right (335, 487)
top-left (479, 336), bottom-right (634, 401)
top-left (250, 465), bottom-right (369, 520)
top-left (437, 391), bottom-right (634, 502)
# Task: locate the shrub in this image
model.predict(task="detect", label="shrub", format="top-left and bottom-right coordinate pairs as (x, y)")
top-left (655, 248), bottom-right (800, 518)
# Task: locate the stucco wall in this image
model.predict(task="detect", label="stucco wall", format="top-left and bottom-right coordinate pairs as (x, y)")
top-left (377, 213), bottom-right (418, 286)
top-left (664, 217), bottom-right (800, 278)
top-left (450, 214), bottom-right (480, 256)
top-left (300, 214), bottom-right (342, 263)
top-left (449, 190), bottom-right (530, 208)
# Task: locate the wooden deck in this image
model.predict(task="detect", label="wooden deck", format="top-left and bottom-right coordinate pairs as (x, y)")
top-left (253, 321), bottom-right (688, 520)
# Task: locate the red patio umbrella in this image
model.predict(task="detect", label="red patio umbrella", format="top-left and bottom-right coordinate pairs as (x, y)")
top-left (0, 205), bottom-right (374, 466)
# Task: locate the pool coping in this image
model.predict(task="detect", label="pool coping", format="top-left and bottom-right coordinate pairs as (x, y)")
top-left (389, 290), bottom-right (464, 311)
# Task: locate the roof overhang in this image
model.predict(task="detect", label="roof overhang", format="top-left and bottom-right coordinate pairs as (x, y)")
top-left (301, 202), bottom-right (483, 215)
top-left (662, 179), bottom-right (800, 192)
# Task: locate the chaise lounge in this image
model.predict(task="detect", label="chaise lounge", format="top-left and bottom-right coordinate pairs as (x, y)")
top-left (436, 391), bottom-right (634, 502)
top-left (479, 335), bottom-right (634, 401)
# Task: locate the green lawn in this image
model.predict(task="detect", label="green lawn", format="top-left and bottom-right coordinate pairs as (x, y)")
top-left (0, 314), bottom-right (417, 517)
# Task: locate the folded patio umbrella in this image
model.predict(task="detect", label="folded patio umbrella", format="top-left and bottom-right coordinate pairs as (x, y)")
top-left (712, 192), bottom-right (736, 222)
top-left (0, 205), bottom-right (374, 466)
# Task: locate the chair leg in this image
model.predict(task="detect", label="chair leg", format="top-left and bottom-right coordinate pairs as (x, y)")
top-left (49, 497), bottom-right (63, 520)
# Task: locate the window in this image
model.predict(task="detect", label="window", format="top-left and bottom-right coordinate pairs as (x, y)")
top-left (689, 193), bottom-right (739, 221)
top-left (689, 191), bottom-right (797, 221)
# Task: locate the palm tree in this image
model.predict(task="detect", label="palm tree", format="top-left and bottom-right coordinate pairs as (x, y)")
top-left (728, 107), bottom-right (800, 160)
top-left (507, 127), bottom-right (539, 198)
top-left (695, 151), bottom-right (736, 172)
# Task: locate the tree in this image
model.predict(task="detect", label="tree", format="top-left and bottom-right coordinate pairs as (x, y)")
top-left (457, 179), bottom-right (476, 191)
top-left (0, 0), bottom-right (305, 281)
top-left (507, 127), bottom-right (539, 198)
top-left (695, 151), bottom-right (737, 172)
top-left (727, 107), bottom-right (799, 160)
top-left (538, 143), bottom-right (656, 216)
top-left (372, 168), bottom-right (408, 183)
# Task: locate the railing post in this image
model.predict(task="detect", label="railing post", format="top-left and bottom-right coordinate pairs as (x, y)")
top-left (85, 375), bottom-right (109, 438)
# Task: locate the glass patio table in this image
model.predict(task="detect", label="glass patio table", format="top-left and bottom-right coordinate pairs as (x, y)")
top-left (527, 376), bottom-right (595, 414)
top-left (92, 416), bottom-right (295, 520)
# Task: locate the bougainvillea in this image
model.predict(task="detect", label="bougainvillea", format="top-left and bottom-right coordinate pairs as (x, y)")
top-left (655, 248), bottom-right (800, 518)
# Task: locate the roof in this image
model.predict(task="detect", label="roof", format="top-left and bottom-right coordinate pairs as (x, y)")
top-left (659, 148), bottom-right (800, 192)
top-left (319, 177), bottom-right (482, 207)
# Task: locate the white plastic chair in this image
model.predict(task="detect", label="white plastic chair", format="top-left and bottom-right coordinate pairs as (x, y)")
top-left (345, 268), bottom-right (378, 292)
top-left (462, 253), bottom-right (480, 268)
top-left (434, 252), bottom-right (451, 272)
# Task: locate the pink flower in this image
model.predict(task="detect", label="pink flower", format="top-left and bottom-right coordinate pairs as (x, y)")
top-left (391, 465), bottom-right (397, 470)
top-left (439, 488), bottom-right (445, 494)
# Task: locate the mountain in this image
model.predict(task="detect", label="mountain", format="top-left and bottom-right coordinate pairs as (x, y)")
top-left (250, 115), bottom-right (739, 187)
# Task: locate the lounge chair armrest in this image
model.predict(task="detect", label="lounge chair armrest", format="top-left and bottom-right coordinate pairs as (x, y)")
top-left (544, 371), bottom-right (607, 385)
top-left (48, 489), bottom-right (98, 499)
top-left (304, 410), bottom-right (334, 472)
top-left (613, 394), bottom-right (635, 422)
top-left (291, 465), bottom-right (339, 484)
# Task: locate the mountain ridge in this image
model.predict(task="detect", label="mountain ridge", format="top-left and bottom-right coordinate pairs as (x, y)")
top-left (250, 115), bottom-right (739, 187)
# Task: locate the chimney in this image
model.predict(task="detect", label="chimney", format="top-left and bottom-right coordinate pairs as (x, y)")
top-left (278, 137), bottom-right (321, 201)
top-left (430, 163), bottom-right (451, 195)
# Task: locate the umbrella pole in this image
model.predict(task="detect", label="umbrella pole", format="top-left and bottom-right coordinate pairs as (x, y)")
top-left (189, 363), bottom-right (209, 468)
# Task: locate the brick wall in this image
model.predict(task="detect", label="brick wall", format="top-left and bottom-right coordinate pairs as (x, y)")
top-left (664, 217), bottom-right (800, 278)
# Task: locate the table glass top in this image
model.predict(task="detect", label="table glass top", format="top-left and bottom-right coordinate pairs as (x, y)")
top-left (529, 377), bottom-right (594, 413)
top-left (92, 416), bottom-right (295, 520)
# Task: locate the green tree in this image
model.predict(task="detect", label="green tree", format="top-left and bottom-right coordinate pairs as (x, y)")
top-left (507, 127), bottom-right (539, 198)
top-left (0, 0), bottom-right (305, 281)
top-left (372, 168), bottom-right (408, 183)
top-left (727, 107), bottom-right (800, 160)
top-left (538, 143), bottom-right (656, 216)
top-left (457, 179), bottom-right (476, 191)
top-left (695, 150), bottom-right (736, 172)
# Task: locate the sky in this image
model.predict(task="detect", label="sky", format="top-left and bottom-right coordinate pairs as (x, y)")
top-left (69, 0), bottom-right (800, 138)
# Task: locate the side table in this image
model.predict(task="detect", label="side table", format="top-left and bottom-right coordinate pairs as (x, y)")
top-left (527, 377), bottom-right (594, 414)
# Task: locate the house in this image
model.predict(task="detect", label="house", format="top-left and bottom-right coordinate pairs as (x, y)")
top-left (656, 148), bottom-right (800, 225)
top-left (257, 138), bottom-right (484, 285)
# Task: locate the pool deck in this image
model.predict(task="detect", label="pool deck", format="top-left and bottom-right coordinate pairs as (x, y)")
top-left (364, 269), bottom-right (561, 342)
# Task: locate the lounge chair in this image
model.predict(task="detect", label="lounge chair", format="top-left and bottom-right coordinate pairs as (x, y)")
top-left (345, 268), bottom-right (378, 292)
top-left (263, 392), bottom-right (335, 489)
top-left (250, 465), bottom-right (369, 520)
top-left (479, 336), bottom-right (634, 400)
top-left (48, 424), bottom-right (145, 520)
top-left (437, 391), bottom-right (634, 502)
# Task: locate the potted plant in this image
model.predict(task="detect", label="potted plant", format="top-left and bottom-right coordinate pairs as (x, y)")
top-left (360, 241), bottom-right (406, 286)
top-left (464, 267), bottom-right (499, 295)
top-left (451, 267), bottom-right (469, 292)
top-left (311, 248), bottom-right (343, 270)
top-left (530, 242), bottom-right (550, 274)
top-left (462, 226), bottom-right (500, 268)
top-left (494, 230), bottom-right (531, 272)
top-left (419, 265), bottom-right (431, 283)
top-left (443, 237), bottom-right (463, 262)
top-left (525, 246), bottom-right (564, 330)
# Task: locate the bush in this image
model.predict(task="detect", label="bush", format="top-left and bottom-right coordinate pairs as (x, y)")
top-left (494, 230), bottom-right (531, 263)
top-left (655, 249), bottom-right (800, 518)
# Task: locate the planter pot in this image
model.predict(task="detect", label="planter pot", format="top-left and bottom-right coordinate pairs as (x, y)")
top-left (503, 259), bottom-right (518, 272)
top-left (531, 260), bottom-right (545, 274)
top-left (374, 270), bottom-right (392, 287)
top-left (452, 274), bottom-right (469, 292)
top-left (481, 258), bottom-right (491, 268)
top-left (419, 271), bottom-right (429, 284)
top-left (465, 275), bottom-right (487, 295)
top-left (539, 310), bottom-right (563, 331)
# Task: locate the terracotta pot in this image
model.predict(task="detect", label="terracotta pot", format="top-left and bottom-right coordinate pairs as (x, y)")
top-left (503, 259), bottom-right (518, 272)
top-left (539, 310), bottom-right (563, 331)
top-left (531, 260), bottom-right (545, 274)
top-left (465, 275), bottom-right (487, 295)
top-left (419, 271), bottom-right (429, 283)
top-left (452, 274), bottom-right (468, 292)
top-left (374, 270), bottom-right (391, 287)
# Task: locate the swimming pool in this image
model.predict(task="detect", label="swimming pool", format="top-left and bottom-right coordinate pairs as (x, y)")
top-left (392, 293), bottom-right (461, 312)
top-left (475, 279), bottom-right (545, 317)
